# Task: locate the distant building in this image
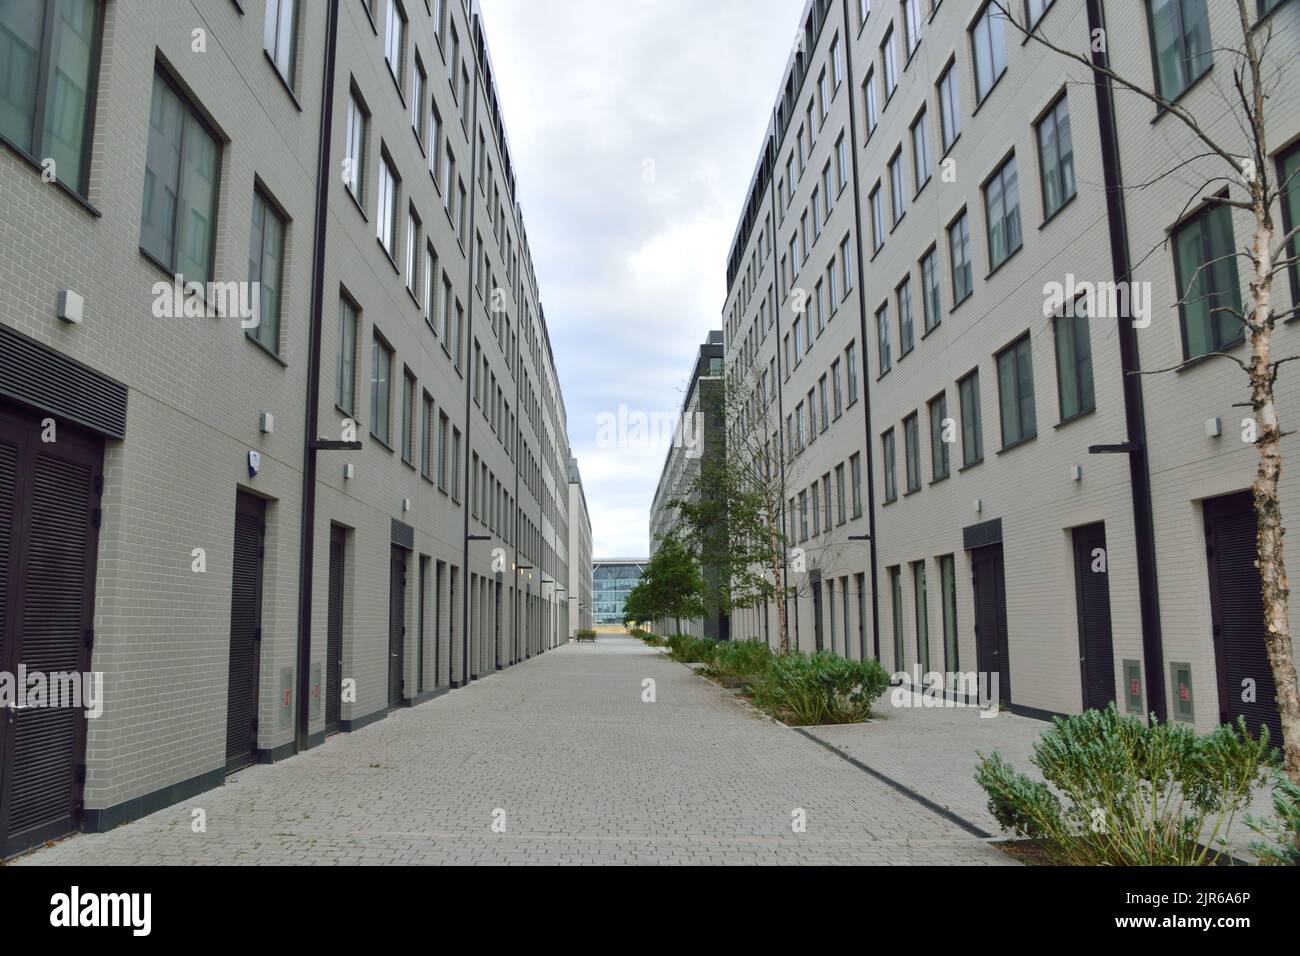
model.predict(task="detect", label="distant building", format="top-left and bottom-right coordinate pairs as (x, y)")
top-left (648, 331), bottom-right (728, 639)
top-left (593, 559), bottom-right (648, 625)
top-left (568, 457), bottom-right (594, 636)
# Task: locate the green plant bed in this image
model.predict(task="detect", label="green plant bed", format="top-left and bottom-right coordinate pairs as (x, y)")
top-left (665, 634), bottom-right (717, 664)
top-left (976, 704), bottom-right (1276, 866)
top-left (701, 639), bottom-right (774, 683)
top-left (747, 651), bottom-right (890, 725)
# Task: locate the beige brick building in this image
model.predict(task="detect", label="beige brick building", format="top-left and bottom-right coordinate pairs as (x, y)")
top-left (720, 0), bottom-right (1300, 737)
top-left (0, 0), bottom-right (589, 857)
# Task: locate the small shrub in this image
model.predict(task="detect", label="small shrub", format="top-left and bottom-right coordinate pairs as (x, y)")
top-left (975, 704), bottom-right (1276, 866)
top-left (749, 651), bottom-right (889, 725)
top-left (574, 628), bottom-right (597, 643)
top-left (1248, 772), bottom-right (1300, 866)
top-left (703, 639), bottom-right (774, 682)
top-left (666, 634), bottom-right (716, 664)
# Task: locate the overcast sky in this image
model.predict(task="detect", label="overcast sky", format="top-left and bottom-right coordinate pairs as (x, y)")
top-left (478, 0), bottom-right (802, 558)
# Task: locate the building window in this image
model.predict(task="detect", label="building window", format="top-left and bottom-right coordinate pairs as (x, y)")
top-left (846, 340), bottom-right (859, 403)
top-left (832, 358), bottom-right (844, 417)
top-left (940, 554), bottom-right (958, 671)
top-left (344, 86), bottom-right (367, 202)
top-left (913, 561), bottom-right (930, 672)
top-left (401, 368), bottom-right (415, 463)
top-left (140, 71), bottom-right (221, 284)
top-left (948, 210), bottom-right (972, 304)
top-left (405, 204), bottom-right (421, 294)
top-left (384, 0), bottom-right (407, 89)
top-left (1037, 95), bottom-right (1075, 218)
top-left (1028, 0), bottom-right (1055, 28)
top-left (920, 247), bottom-right (941, 332)
top-left (996, 334), bottom-right (1037, 448)
top-left (451, 427), bottom-right (462, 501)
top-left (929, 392), bottom-right (950, 481)
top-left (958, 369), bottom-right (983, 467)
top-left (377, 151), bottom-right (398, 257)
top-left (903, 412), bottom-right (921, 493)
top-left (898, 276), bottom-right (914, 356)
top-left (971, 2), bottom-right (1008, 104)
top-left (882, 430), bottom-right (897, 503)
top-left (836, 463), bottom-right (847, 524)
top-left (371, 331), bottom-right (393, 444)
top-left (421, 392), bottom-right (433, 477)
top-left (850, 451), bottom-right (863, 517)
top-left (1174, 202), bottom-right (1242, 358)
top-left (437, 410), bottom-right (449, 491)
top-left (870, 184), bottom-right (885, 252)
top-left (937, 59), bottom-right (960, 154)
top-left (911, 106), bottom-right (931, 191)
top-left (984, 154), bottom-right (1022, 269)
top-left (1279, 144), bottom-right (1300, 297)
top-left (1054, 299), bottom-right (1096, 421)
top-left (881, 24), bottom-right (898, 99)
top-left (836, 134), bottom-right (849, 192)
top-left (337, 295), bottom-right (357, 414)
top-left (864, 67), bottom-right (878, 135)
top-left (411, 55), bottom-right (426, 142)
top-left (798, 490), bottom-right (809, 541)
top-left (263, 0), bottom-right (299, 90)
top-left (876, 302), bottom-right (891, 374)
top-left (841, 234), bottom-right (854, 293)
top-left (889, 148), bottom-right (906, 224)
top-left (1148, 0), bottom-right (1212, 100)
top-left (248, 190), bottom-right (286, 354)
top-left (0, 0), bottom-right (102, 196)
top-left (902, 0), bottom-right (923, 56)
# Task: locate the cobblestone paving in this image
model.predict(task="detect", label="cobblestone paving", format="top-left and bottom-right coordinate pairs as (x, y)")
top-left (16, 636), bottom-right (1011, 865)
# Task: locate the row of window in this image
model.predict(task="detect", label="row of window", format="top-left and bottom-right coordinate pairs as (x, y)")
top-left (789, 451), bottom-right (865, 543)
top-left (784, 341), bottom-right (860, 459)
top-left (888, 553), bottom-right (960, 675)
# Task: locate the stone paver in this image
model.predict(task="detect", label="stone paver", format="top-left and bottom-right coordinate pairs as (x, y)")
top-left (15, 636), bottom-right (1010, 865)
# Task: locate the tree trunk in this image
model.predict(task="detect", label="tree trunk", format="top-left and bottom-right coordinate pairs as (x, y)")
top-left (1248, 201), bottom-right (1300, 783)
top-left (766, 507), bottom-right (788, 655)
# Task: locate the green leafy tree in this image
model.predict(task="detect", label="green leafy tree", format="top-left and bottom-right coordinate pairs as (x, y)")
top-left (639, 533), bottom-right (706, 636)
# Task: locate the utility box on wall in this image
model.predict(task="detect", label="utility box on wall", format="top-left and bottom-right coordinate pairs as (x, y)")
top-left (1123, 659), bottom-right (1143, 715)
top-left (1171, 662), bottom-right (1195, 722)
top-left (279, 667), bottom-right (294, 729)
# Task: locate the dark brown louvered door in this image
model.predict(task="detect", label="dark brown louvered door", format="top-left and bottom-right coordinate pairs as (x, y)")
top-left (1204, 492), bottom-right (1282, 743)
top-left (388, 547), bottom-right (406, 707)
top-left (226, 493), bottom-right (266, 773)
top-left (0, 406), bottom-right (102, 858)
top-left (1073, 522), bottom-right (1116, 711)
top-left (971, 544), bottom-right (1011, 703)
top-left (325, 527), bottom-right (345, 735)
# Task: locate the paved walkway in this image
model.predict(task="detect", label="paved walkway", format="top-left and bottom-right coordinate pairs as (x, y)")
top-left (16, 635), bottom-right (1010, 865)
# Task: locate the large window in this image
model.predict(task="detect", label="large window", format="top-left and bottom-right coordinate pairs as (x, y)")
top-left (1148, 0), bottom-right (1211, 100)
top-left (1174, 203), bottom-right (1242, 358)
top-left (870, 183), bottom-right (885, 252)
top-left (337, 295), bottom-right (357, 414)
top-left (1037, 95), bottom-right (1075, 218)
top-left (876, 302), bottom-right (891, 374)
top-left (371, 331), bottom-right (393, 444)
top-left (140, 71), bottom-right (221, 284)
top-left (384, 0), bottom-right (407, 89)
top-left (263, 0), bottom-right (299, 90)
top-left (864, 67), bottom-right (879, 135)
top-left (971, 2), bottom-right (1008, 104)
top-left (929, 392), bottom-right (950, 481)
top-left (897, 276), bottom-right (914, 356)
top-left (248, 190), bottom-right (286, 354)
top-left (984, 154), bottom-right (1022, 269)
top-left (920, 246), bottom-right (941, 333)
top-left (948, 210), bottom-right (972, 304)
top-left (1054, 299), bottom-right (1096, 421)
top-left (958, 369), bottom-right (983, 467)
top-left (902, 0), bottom-right (923, 56)
top-left (882, 430), bottom-right (897, 503)
top-left (937, 60), bottom-right (960, 153)
top-left (344, 87), bottom-right (367, 202)
top-left (850, 452), bottom-right (863, 517)
top-left (903, 412), bottom-right (920, 493)
top-left (913, 561), bottom-right (929, 672)
top-left (377, 150), bottom-right (398, 257)
top-left (996, 334), bottom-right (1037, 448)
top-left (940, 554), bottom-right (958, 671)
top-left (911, 106), bottom-right (931, 191)
top-left (881, 25), bottom-right (898, 99)
top-left (0, 0), bottom-right (102, 196)
top-left (889, 148), bottom-right (906, 224)
top-left (401, 368), bottom-right (415, 464)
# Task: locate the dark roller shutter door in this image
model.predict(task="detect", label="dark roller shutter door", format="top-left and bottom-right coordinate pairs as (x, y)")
top-left (1204, 493), bottom-right (1282, 743)
top-left (1073, 523), bottom-right (1116, 711)
top-left (0, 437), bottom-right (17, 853)
top-left (326, 528), bottom-right (344, 734)
top-left (226, 494), bottom-right (266, 773)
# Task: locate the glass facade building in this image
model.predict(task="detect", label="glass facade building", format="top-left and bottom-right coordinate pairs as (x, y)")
top-left (592, 559), bottom-right (647, 625)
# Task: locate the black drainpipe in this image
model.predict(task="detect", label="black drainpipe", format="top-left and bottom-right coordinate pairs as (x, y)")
top-left (457, 33), bottom-right (482, 687)
top-left (1087, 0), bottom-right (1165, 721)
top-left (294, 0), bottom-right (340, 751)
top-left (839, 0), bottom-right (881, 661)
